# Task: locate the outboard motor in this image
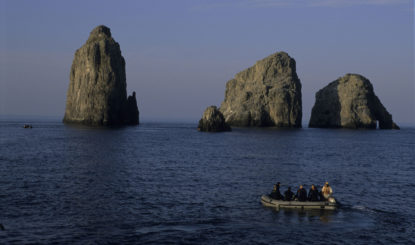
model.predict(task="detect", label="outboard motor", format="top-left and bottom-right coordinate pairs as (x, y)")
top-left (328, 197), bottom-right (336, 204)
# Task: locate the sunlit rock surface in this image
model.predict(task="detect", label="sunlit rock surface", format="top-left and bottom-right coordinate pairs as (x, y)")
top-left (309, 74), bottom-right (399, 129)
top-left (220, 52), bottom-right (302, 127)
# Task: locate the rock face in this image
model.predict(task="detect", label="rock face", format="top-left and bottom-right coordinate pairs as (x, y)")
top-left (63, 25), bottom-right (139, 126)
top-left (309, 74), bottom-right (399, 129)
top-left (198, 106), bottom-right (231, 132)
top-left (219, 52), bottom-right (302, 127)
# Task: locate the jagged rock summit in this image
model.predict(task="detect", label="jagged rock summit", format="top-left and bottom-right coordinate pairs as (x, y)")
top-left (309, 74), bottom-right (399, 129)
top-left (198, 106), bottom-right (231, 132)
top-left (219, 52), bottom-right (302, 127)
top-left (63, 25), bottom-right (139, 126)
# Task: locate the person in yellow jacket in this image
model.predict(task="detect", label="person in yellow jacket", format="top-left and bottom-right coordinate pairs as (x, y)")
top-left (321, 182), bottom-right (333, 200)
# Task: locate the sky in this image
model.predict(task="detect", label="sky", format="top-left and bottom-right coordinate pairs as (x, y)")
top-left (0, 0), bottom-right (414, 124)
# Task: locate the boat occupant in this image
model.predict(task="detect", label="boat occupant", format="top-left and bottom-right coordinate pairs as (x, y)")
top-left (308, 184), bottom-right (319, 201)
top-left (284, 187), bottom-right (294, 201)
top-left (270, 182), bottom-right (283, 200)
top-left (321, 182), bottom-right (333, 200)
top-left (296, 185), bottom-right (307, 202)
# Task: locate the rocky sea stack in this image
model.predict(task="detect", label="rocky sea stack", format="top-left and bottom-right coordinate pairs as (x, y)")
top-left (63, 25), bottom-right (139, 126)
top-left (309, 74), bottom-right (399, 129)
top-left (220, 52), bottom-right (302, 127)
top-left (198, 106), bottom-right (231, 132)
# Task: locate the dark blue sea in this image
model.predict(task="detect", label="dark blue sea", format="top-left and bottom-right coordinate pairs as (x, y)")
top-left (0, 120), bottom-right (414, 244)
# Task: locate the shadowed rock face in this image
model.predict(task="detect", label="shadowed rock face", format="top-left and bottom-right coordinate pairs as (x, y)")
top-left (309, 74), bottom-right (399, 129)
top-left (63, 25), bottom-right (139, 126)
top-left (198, 106), bottom-right (231, 132)
top-left (219, 52), bottom-right (302, 127)
top-left (124, 92), bottom-right (140, 125)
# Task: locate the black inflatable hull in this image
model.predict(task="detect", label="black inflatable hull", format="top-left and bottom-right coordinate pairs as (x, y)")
top-left (261, 195), bottom-right (338, 210)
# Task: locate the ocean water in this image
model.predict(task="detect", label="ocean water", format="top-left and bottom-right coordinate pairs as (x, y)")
top-left (0, 121), bottom-right (414, 244)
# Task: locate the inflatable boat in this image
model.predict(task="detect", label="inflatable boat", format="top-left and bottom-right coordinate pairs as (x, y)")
top-left (261, 195), bottom-right (338, 210)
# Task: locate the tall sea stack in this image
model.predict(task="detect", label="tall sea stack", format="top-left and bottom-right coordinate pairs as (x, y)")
top-left (219, 52), bottom-right (302, 127)
top-left (309, 74), bottom-right (399, 129)
top-left (63, 25), bottom-right (139, 126)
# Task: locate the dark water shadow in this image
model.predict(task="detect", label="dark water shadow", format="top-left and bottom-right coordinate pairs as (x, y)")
top-left (262, 204), bottom-right (339, 224)
top-left (309, 81), bottom-right (341, 128)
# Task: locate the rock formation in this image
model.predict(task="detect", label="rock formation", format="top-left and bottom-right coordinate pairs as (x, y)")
top-left (309, 74), bottom-right (399, 129)
top-left (198, 106), bottom-right (231, 132)
top-left (219, 52), bottom-right (302, 127)
top-left (63, 25), bottom-right (139, 126)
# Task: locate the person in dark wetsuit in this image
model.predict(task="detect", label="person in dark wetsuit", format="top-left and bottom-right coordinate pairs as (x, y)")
top-left (296, 185), bottom-right (307, 202)
top-left (308, 184), bottom-right (319, 201)
top-left (284, 187), bottom-right (294, 201)
top-left (269, 182), bottom-right (283, 200)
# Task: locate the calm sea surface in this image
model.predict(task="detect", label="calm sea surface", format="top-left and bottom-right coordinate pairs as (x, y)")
top-left (0, 121), bottom-right (414, 244)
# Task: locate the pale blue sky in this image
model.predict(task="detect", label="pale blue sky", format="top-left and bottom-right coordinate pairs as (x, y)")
top-left (0, 0), bottom-right (413, 123)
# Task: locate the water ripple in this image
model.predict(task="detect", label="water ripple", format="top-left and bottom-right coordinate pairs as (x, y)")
top-left (0, 122), bottom-right (414, 244)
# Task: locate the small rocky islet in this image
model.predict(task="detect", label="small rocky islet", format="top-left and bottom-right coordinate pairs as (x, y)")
top-left (197, 106), bottom-right (231, 132)
top-left (63, 25), bottom-right (139, 126)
